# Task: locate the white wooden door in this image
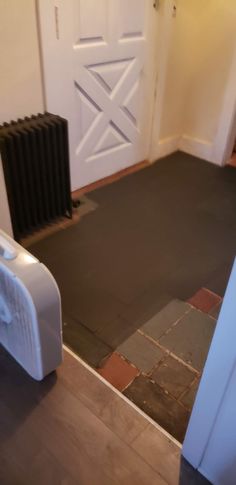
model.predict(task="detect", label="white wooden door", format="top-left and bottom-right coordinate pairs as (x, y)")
top-left (183, 259), bottom-right (236, 484)
top-left (38, 0), bottom-right (157, 190)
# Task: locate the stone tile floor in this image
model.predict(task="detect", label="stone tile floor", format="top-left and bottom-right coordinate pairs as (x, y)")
top-left (117, 331), bottom-right (165, 373)
top-left (97, 287), bottom-right (222, 442)
top-left (159, 309), bottom-right (215, 371)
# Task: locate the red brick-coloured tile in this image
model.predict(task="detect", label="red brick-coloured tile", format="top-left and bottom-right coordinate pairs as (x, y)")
top-left (188, 288), bottom-right (221, 313)
top-left (98, 352), bottom-right (139, 391)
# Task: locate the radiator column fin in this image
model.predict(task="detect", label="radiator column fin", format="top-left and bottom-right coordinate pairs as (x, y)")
top-left (0, 113), bottom-right (72, 240)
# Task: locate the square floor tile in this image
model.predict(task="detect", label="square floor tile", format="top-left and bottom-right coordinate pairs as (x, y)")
top-left (209, 301), bottom-right (222, 320)
top-left (180, 379), bottom-right (200, 410)
top-left (124, 375), bottom-right (190, 442)
top-left (96, 316), bottom-right (135, 349)
top-left (98, 352), bottom-right (139, 391)
top-left (188, 288), bottom-right (221, 313)
top-left (117, 332), bottom-right (164, 373)
top-left (159, 309), bottom-right (216, 371)
top-left (151, 356), bottom-right (196, 399)
top-left (140, 300), bottom-right (191, 341)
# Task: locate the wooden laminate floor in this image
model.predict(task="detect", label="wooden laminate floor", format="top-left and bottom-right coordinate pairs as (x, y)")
top-left (0, 345), bottom-right (209, 485)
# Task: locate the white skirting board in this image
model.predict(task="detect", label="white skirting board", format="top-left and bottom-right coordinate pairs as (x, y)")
top-left (153, 134), bottom-right (225, 166)
top-left (153, 135), bottom-right (181, 160)
top-left (179, 135), bottom-right (214, 164)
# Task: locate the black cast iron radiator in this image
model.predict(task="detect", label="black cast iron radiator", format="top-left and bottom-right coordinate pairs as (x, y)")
top-left (0, 112), bottom-right (72, 241)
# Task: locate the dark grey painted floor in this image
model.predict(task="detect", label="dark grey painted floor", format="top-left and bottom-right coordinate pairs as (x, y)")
top-left (29, 152), bottom-right (235, 366)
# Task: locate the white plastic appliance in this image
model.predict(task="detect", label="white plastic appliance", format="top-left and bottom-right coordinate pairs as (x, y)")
top-left (0, 230), bottom-right (63, 380)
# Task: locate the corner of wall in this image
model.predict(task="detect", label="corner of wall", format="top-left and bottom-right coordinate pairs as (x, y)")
top-left (151, 135), bottom-right (180, 162)
top-left (151, 134), bottom-right (216, 165)
top-left (179, 135), bottom-right (215, 164)
top-left (150, 1), bottom-right (236, 168)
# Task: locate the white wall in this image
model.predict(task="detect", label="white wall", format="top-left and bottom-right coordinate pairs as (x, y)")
top-left (0, 0), bottom-right (44, 235)
top-left (0, 0), bottom-right (44, 123)
top-left (151, 0), bottom-right (236, 164)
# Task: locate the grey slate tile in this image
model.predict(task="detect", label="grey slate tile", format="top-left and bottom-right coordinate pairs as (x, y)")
top-left (180, 379), bottom-right (200, 410)
top-left (124, 375), bottom-right (190, 442)
top-left (141, 300), bottom-right (191, 341)
top-left (117, 332), bottom-right (165, 373)
top-left (96, 316), bottom-right (135, 349)
top-left (152, 356), bottom-right (196, 399)
top-left (160, 309), bottom-right (216, 371)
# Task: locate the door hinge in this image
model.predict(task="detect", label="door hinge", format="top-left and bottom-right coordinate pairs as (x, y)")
top-left (153, 0), bottom-right (159, 10)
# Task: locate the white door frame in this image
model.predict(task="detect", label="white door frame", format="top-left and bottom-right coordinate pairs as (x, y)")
top-left (211, 43), bottom-right (236, 166)
top-left (149, 0), bottom-right (175, 162)
top-left (183, 258), bottom-right (236, 479)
